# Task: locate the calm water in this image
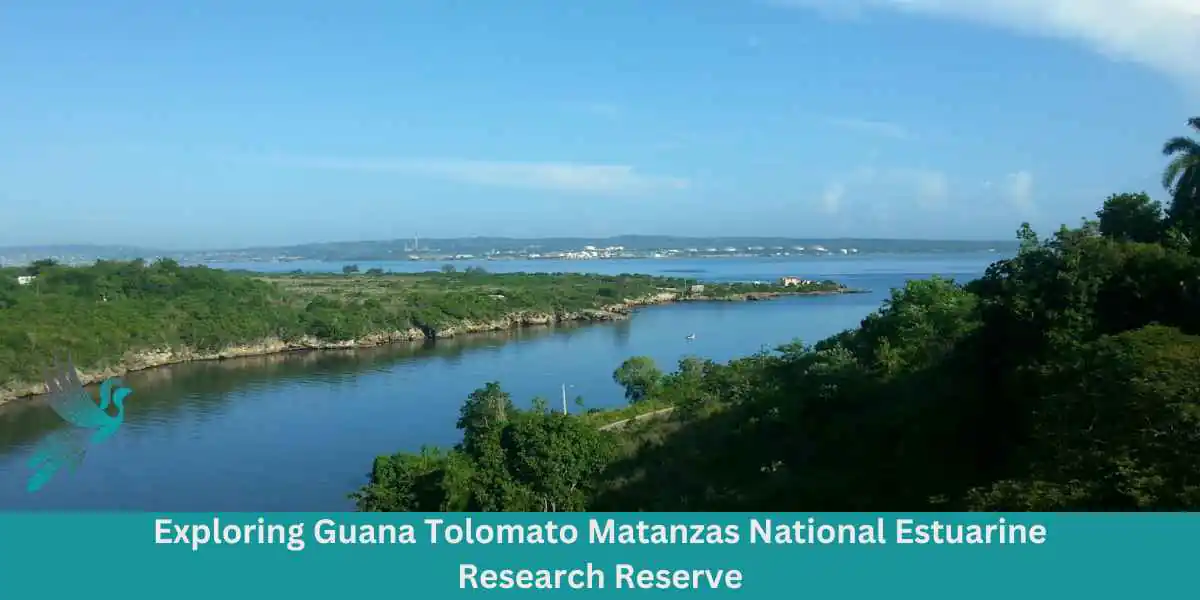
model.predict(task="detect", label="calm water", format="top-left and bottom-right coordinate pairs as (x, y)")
top-left (0, 254), bottom-right (1001, 510)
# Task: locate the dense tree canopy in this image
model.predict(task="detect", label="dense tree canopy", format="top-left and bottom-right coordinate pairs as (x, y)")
top-left (1096, 192), bottom-right (1164, 244)
top-left (352, 381), bottom-right (615, 512)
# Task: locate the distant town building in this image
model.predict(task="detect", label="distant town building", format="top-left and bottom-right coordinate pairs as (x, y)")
top-left (16, 275), bottom-right (36, 285)
top-left (779, 276), bottom-right (818, 287)
top-left (689, 284), bottom-right (705, 294)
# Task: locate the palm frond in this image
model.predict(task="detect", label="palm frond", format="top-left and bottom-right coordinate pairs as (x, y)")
top-left (1189, 116), bottom-right (1200, 134)
top-left (1163, 155), bottom-right (1191, 192)
top-left (1162, 136), bottom-right (1200, 157)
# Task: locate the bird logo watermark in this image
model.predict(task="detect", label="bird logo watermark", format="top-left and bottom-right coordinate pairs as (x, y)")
top-left (26, 353), bottom-right (132, 492)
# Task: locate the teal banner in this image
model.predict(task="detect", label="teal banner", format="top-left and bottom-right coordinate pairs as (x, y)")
top-left (0, 513), bottom-right (1186, 598)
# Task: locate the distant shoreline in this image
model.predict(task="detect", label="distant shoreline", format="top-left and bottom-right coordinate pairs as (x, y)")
top-left (197, 251), bottom-right (1006, 266)
top-left (1, 249), bottom-right (1012, 269)
top-left (0, 287), bottom-right (861, 406)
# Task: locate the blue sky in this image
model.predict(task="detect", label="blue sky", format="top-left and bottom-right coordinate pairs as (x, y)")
top-left (2, 0), bottom-right (1197, 249)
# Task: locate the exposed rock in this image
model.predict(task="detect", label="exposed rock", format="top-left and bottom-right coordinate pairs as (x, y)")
top-left (0, 288), bottom-right (853, 405)
top-left (0, 328), bottom-right (426, 405)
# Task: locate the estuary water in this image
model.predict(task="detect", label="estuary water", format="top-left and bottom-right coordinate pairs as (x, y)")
top-left (0, 253), bottom-right (1002, 510)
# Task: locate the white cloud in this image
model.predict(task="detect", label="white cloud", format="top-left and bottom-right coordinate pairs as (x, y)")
top-left (272, 157), bottom-right (690, 194)
top-left (765, 0), bottom-right (1200, 85)
top-left (826, 116), bottom-right (913, 140)
top-left (1006, 169), bottom-right (1035, 215)
top-left (815, 165), bottom-right (1037, 219)
top-left (820, 182), bottom-right (846, 214)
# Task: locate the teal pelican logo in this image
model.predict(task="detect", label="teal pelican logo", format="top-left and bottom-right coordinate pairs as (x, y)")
top-left (26, 353), bottom-right (132, 492)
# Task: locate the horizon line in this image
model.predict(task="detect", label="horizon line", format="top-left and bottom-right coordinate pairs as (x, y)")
top-left (0, 235), bottom-right (1021, 255)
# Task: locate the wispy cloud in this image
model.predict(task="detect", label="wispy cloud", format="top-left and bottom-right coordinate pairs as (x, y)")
top-left (816, 165), bottom-right (1037, 219)
top-left (826, 116), bottom-right (914, 140)
top-left (820, 182), bottom-right (846, 214)
top-left (1006, 170), bottom-right (1036, 215)
top-left (858, 167), bottom-right (950, 206)
top-left (765, 0), bottom-right (1200, 86)
top-left (816, 166), bottom-right (949, 213)
top-left (909, 169), bottom-right (950, 209)
top-left (268, 156), bottom-right (690, 195)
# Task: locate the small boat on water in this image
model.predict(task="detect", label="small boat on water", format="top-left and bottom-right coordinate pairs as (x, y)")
top-left (685, 334), bottom-right (696, 341)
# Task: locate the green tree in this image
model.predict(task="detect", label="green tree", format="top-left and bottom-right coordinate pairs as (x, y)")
top-left (1162, 117), bottom-right (1200, 244)
top-left (342, 264), bottom-right (360, 274)
top-left (350, 445), bottom-right (476, 512)
top-left (1096, 192), bottom-right (1164, 244)
top-left (969, 326), bottom-right (1200, 510)
top-left (457, 382), bottom-right (515, 454)
top-left (612, 356), bottom-right (663, 403)
top-left (25, 258), bottom-right (58, 276)
top-left (354, 380), bottom-right (616, 512)
top-left (1163, 117), bottom-right (1200, 196)
top-left (349, 447), bottom-right (454, 511)
top-left (441, 264), bottom-right (458, 274)
top-left (501, 411), bottom-right (615, 511)
top-left (1016, 222), bottom-right (1039, 252)
top-left (854, 276), bottom-right (978, 375)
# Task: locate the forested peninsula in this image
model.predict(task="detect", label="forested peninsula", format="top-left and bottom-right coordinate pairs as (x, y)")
top-left (353, 117), bottom-right (1200, 512)
top-left (0, 263), bottom-right (847, 403)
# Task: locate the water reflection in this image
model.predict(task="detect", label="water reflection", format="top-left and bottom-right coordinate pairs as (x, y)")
top-left (0, 323), bottom-right (595, 451)
top-left (611, 318), bottom-right (632, 349)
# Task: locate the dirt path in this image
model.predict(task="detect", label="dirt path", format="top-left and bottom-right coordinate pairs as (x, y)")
top-left (597, 407), bottom-right (676, 431)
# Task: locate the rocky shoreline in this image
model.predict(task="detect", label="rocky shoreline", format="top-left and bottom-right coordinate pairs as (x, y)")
top-left (0, 287), bottom-right (857, 405)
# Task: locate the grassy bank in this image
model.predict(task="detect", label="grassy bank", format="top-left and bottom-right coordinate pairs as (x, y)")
top-left (0, 261), bottom-right (849, 403)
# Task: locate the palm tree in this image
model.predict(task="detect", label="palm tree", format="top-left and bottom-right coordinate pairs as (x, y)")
top-left (1162, 117), bottom-right (1200, 243)
top-left (1163, 117), bottom-right (1200, 193)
